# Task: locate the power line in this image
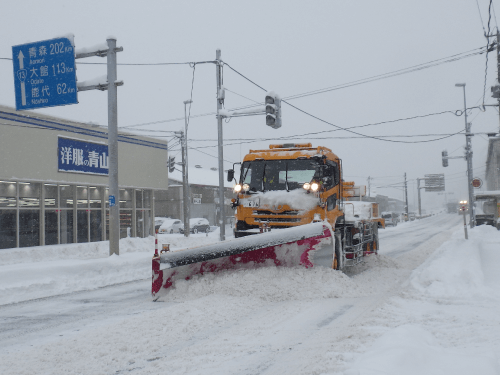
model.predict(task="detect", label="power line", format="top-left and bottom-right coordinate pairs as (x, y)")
top-left (482, 0), bottom-right (494, 106)
top-left (220, 63), bottom-right (480, 144)
top-left (119, 45), bottom-right (493, 129)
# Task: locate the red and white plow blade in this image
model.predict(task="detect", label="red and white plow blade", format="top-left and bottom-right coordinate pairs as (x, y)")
top-left (152, 223), bottom-right (334, 299)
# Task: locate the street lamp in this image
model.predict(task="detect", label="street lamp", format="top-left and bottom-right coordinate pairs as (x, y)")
top-left (455, 83), bottom-right (475, 228)
top-left (182, 99), bottom-right (192, 237)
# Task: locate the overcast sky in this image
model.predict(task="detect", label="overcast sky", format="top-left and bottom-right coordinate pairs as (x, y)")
top-left (1, 0), bottom-right (499, 212)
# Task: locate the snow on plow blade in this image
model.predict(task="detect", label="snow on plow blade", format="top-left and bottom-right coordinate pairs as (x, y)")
top-left (152, 222), bottom-right (334, 299)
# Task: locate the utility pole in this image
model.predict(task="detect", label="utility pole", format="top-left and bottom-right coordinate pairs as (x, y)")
top-left (182, 100), bottom-right (192, 237)
top-left (417, 178), bottom-right (422, 217)
top-left (497, 30), bottom-right (500, 132)
top-left (216, 49), bottom-right (226, 241)
top-left (455, 83), bottom-right (475, 228)
top-left (404, 173), bottom-right (409, 220)
top-left (367, 176), bottom-right (372, 197)
top-left (107, 38), bottom-right (120, 256)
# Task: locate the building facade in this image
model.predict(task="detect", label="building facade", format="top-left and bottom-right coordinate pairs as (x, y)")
top-left (485, 137), bottom-right (500, 191)
top-left (155, 166), bottom-right (234, 226)
top-left (0, 105), bottom-right (169, 249)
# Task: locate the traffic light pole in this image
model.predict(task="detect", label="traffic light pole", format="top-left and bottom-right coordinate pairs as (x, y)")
top-left (180, 130), bottom-right (190, 237)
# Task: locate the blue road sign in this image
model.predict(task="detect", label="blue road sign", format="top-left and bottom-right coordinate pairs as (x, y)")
top-left (109, 196), bottom-right (116, 207)
top-left (12, 37), bottom-right (77, 110)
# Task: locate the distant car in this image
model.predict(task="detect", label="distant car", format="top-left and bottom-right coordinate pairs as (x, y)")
top-left (155, 217), bottom-right (170, 232)
top-left (381, 212), bottom-right (398, 227)
top-left (179, 218), bottom-right (211, 234)
top-left (158, 219), bottom-right (183, 234)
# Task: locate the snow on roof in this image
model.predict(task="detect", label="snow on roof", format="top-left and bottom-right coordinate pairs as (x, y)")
top-left (169, 166), bottom-right (233, 188)
top-left (475, 190), bottom-right (500, 199)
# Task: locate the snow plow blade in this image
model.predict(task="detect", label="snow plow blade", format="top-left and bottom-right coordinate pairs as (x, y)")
top-left (152, 222), bottom-right (334, 299)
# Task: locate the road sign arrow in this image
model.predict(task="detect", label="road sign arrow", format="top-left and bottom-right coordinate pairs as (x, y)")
top-left (17, 50), bottom-right (25, 69)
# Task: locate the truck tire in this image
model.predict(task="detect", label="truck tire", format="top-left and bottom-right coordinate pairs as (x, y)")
top-left (372, 224), bottom-right (379, 254)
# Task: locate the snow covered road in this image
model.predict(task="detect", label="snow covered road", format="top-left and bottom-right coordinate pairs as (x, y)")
top-left (1, 214), bottom-right (499, 375)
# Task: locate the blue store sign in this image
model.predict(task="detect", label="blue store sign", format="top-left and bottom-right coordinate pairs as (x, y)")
top-left (58, 137), bottom-right (109, 175)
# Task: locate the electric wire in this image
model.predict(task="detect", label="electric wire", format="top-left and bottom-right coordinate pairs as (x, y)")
top-left (482, 0), bottom-right (494, 106)
top-left (117, 45), bottom-right (494, 129)
top-left (475, 0), bottom-right (487, 34)
top-left (224, 62), bottom-right (472, 144)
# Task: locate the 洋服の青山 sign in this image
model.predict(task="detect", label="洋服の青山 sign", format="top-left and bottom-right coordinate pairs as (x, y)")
top-left (58, 137), bottom-right (109, 175)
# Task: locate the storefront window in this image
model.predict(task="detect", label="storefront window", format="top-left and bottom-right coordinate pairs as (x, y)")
top-left (45, 210), bottom-right (58, 245)
top-left (89, 186), bottom-right (103, 208)
top-left (0, 181), bottom-right (17, 208)
top-left (120, 210), bottom-right (132, 238)
top-left (44, 184), bottom-right (58, 208)
top-left (90, 210), bottom-right (102, 242)
top-left (136, 190), bottom-right (143, 209)
top-left (143, 190), bottom-right (152, 209)
top-left (0, 210), bottom-right (16, 249)
top-left (143, 209), bottom-right (153, 237)
top-left (77, 186), bottom-right (89, 208)
top-left (60, 210), bottom-right (73, 244)
top-left (77, 210), bottom-right (88, 243)
top-left (120, 189), bottom-right (133, 209)
top-left (19, 182), bottom-right (40, 208)
top-left (19, 210), bottom-right (39, 247)
top-left (60, 185), bottom-right (74, 208)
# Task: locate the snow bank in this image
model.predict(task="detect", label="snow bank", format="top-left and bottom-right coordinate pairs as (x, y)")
top-left (0, 233), bottom-right (224, 305)
top-left (409, 225), bottom-right (500, 299)
top-left (349, 325), bottom-right (499, 375)
top-left (0, 237), bottom-right (152, 266)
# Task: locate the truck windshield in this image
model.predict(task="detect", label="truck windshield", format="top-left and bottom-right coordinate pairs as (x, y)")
top-left (240, 159), bottom-right (321, 192)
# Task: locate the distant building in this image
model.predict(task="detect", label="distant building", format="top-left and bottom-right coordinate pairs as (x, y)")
top-left (0, 105), bottom-right (168, 249)
top-left (485, 137), bottom-right (500, 191)
top-left (155, 165), bottom-right (234, 227)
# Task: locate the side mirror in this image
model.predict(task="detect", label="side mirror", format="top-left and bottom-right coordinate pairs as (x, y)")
top-left (227, 169), bottom-right (234, 182)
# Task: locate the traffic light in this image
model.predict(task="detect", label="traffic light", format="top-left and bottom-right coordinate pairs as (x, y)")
top-left (265, 92), bottom-right (282, 129)
top-left (491, 85), bottom-right (500, 98)
top-left (442, 151), bottom-right (448, 167)
top-left (168, 156), bottom-right (175, 173)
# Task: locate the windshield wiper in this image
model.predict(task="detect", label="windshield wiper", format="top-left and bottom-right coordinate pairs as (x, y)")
top-left (261, 163), bottom-right (266, 192)
top-left (285, 162), bottom-right (289, 192)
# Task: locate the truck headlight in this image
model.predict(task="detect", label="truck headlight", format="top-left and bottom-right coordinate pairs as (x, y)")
top-left (234, 184), bottom-right (242, 193)
top-left (242, 184), bottom-right (250, 192)
top-left (303, 182), bottom-right (311, 190)
top-left (310, 182), bottom-right (319, 191)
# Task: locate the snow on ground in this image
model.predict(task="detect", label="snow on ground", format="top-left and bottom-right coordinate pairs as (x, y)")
top-left (345, 224), bottom-right (500, 375)
top-left (0, 230), bottom-right (224, 305)
top-left (1, 215), bottom-right (499, 374)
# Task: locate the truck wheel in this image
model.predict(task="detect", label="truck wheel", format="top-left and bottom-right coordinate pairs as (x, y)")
top-left (372, 224), bottom-right (379, 255)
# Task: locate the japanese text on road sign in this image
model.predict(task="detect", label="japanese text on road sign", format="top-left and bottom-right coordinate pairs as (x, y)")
top-left (12, 37), bottom-right (77, 110)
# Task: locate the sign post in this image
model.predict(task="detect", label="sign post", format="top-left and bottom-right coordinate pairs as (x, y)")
top-left (12, 37), bottom-right (77, 110)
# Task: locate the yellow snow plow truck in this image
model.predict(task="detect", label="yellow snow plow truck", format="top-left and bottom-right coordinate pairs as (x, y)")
top-left (152, 143), bottom-right (384, 298)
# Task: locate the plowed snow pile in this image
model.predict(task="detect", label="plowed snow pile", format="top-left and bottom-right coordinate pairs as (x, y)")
top-left (345, 225), bottom-right (500, 375)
